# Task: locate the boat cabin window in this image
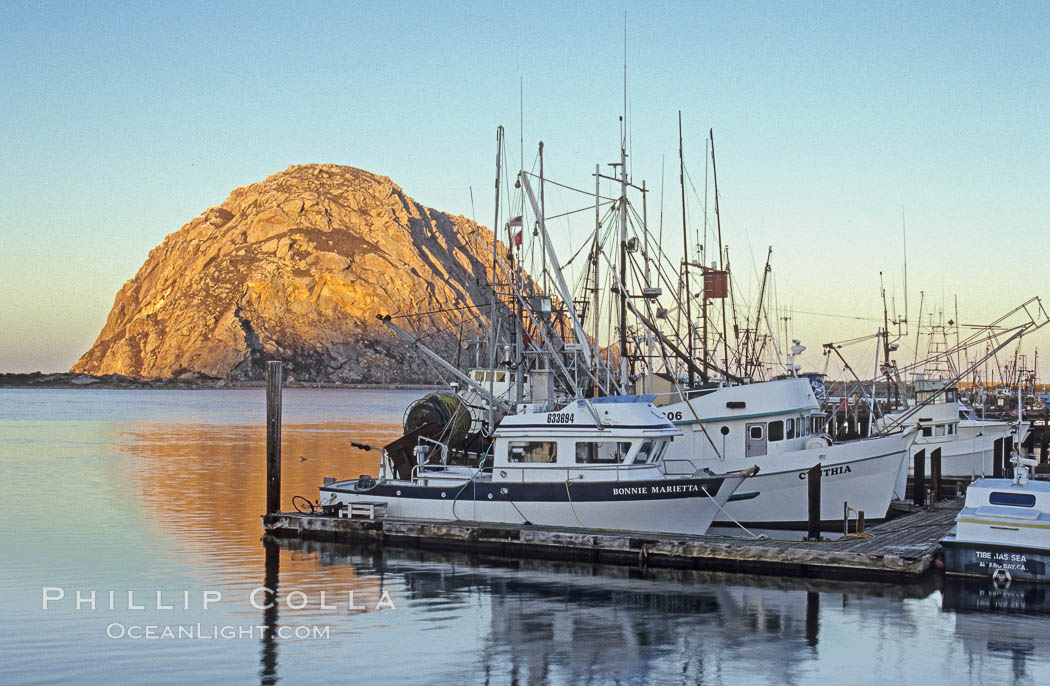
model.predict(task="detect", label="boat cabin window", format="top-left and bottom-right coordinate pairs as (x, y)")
top-left (749, 425), bottom-right (763, 440)
top-left (508, 441), bottom-right (557, 463)
top-left (946, 390), bottom-right (955, 402)
top-left (632, 440), bottom-right (657, 464)
top-left (786, 418), bottom-right (795, 439)
top-left (576, 440), bottom-right (632, 464)
top-left (947, 424), bottom-right (955, 435)
top-left (921, 426), bottom-right (933, 437)
top-left (935, 425), bottom-right (945, 437)
top-left (769, 421), bottom-right (784, 442)
top-left (495, 371), bottom-right (506, 382)
top-left (989, 492), bottom-right (1036, 508)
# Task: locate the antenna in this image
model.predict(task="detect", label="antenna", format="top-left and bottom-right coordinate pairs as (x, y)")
top-left (902, 209), bottom-right (909, 329)
top-left (623, 11), bottom-right (627, 143)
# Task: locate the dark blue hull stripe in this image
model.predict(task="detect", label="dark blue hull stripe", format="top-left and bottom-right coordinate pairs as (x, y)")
top-left (321, 476), bottom-right (727, 503)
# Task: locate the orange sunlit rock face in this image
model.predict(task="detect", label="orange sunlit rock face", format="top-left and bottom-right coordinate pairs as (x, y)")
top-left (71, 164), bottom-right (509, 383)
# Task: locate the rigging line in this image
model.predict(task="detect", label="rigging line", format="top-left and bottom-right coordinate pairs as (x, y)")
top-left (521, 171), bottom-right (619, 201)
top-left (789, 309), bottom-right (884, 323)
top-left (545, 199), bottom-right (616, 221)
top-left (387, 301), bottom-right (493, 320)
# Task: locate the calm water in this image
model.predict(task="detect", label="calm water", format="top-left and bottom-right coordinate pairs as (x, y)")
top-left (2, 388), bottom-right (1049, 685)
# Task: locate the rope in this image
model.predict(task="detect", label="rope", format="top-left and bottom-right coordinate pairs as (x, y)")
top-left (701, 485), bottom-right (766, 540)
top-left (564, 478), bottom-right (587, 528)
top-left (451, 442), bottom-right (492, 521)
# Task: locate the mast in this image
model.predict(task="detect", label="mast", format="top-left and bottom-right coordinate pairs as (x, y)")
top-left (488, 126), bottom-right (503, 430)
top-left (747, 247), bottom-right (773, 378)
top-left (709, 128), bottom-right (729, 374)
top-left (679, 112), bottom-right (697, 387)
top-left (539, 141), bottom-right (547, 295)
top-left (592, 164), bottom-right (601, 394)
top-left (642, 179), bottom-right (652, 393)
top-left (618, 119), bottom-right (629, 390)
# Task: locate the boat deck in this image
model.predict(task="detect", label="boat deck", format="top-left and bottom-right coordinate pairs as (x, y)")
top-left (264, 500), bottom-right (963, 583)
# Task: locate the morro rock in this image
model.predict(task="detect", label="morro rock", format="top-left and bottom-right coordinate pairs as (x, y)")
top-left (72, 164), bottom-right (505, 383)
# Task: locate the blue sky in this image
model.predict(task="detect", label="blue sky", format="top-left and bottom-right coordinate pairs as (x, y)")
top-left (1, 1), bottom-right (1048, 377)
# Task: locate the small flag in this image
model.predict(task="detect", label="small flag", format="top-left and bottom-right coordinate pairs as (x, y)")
top-left (508, 216), bottom-right (523, 228)
top-left (512, 230), bottom-right (523, 247)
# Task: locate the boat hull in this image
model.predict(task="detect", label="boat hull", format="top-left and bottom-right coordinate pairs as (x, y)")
top-left (908, 428), bottom-right (1014, 479)
top-left (941, 539), bottom-right (1050, 582)
top-left (320, 474), bottom-right (746, 537)
top-left (712, 435), bottom-right (910, 530)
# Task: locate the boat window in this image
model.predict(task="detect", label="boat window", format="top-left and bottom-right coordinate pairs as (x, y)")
top-left (648, 441), bottom-right (667, 463)
top-left (508, 441), bottom-right (557, 463)
top-left (495, 371), bottom-right (506, 382)
top-left (935, 425), bottom-right (945, 436)
top-left (786, 418), bottom-right (795, 439)
top-left (946, 390), bottom-right (955, 402)
top-left (989, 492), bottom-right (1037, 507)
top-left (922, 426), bottom-right (932, 437)
top-left (947, 424), bottom-right (955, 435)
top-left (473, 371), bottom-right (483, 381)
top-left (749, 425), bottom-right (764, 440)
top-left (769, 421), bottom-right (784, 442)
top-left (633, 440), bottom-right (655, 464)
top-left (575, 440), bottom-right (632, 464)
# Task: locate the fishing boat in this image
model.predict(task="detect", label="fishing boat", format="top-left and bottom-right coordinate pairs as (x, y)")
top-left (940, 454), bottom-right (1050, 583)
top-left (876, 376), bottom-right (1023, 480)
top-left (319, 396), bottom-right (756, 536)
top-left (660, 376), bottom-right (916, 530)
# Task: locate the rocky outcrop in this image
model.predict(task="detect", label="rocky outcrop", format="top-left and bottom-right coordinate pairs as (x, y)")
top-left (72, 164), bottom-right (506, 383)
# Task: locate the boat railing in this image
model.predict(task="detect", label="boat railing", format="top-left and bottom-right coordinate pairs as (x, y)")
top-left (661, 458), bottom-right (700, 476)
top-left (410, 464), bottom-right (476, 483)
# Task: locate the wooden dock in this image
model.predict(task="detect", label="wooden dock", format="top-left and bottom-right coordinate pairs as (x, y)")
top-left (263, 501), bottom-right (962, 583)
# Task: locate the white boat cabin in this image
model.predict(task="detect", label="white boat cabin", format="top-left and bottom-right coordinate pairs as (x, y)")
top-left (659, 378), bottom-right (828, 463)
top-left (954, 478), bottom-right (1050, 550)
top-left (490, 397), bottom-right (680, 482)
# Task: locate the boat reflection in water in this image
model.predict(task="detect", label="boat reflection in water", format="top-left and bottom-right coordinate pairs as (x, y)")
top-left (942, 578), bottom-right (1050, 680)
top-left (260, 536), bottom-right (935, 684)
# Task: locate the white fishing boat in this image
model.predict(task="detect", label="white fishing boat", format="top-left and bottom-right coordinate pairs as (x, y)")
top-left (320, 396), bottom-right (756, 536)
top-left (940, 455), bottom-right (1050, 583)
top-left (876, 376), bottom-right (1023, 479)
top-left (660, 376), bottom-right (915, 530)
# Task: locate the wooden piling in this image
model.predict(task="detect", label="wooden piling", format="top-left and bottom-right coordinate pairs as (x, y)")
top-left (266, 360), bottom-right (283, 515)
top-left (930, 448), bottom-right (941, 508)
top-left (993, 438), bottom-right (1004, 478)
top-left (857, 511), bottom-right (865, 535)
top-left (912, 449), bottom-right (926, 508)
top-left (1040, 424), bottom-right (1048, 464)
top-left (806, 463), bottom-right (822, 540)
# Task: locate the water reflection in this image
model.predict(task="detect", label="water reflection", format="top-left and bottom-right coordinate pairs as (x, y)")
top-left (260, 537), bottom-right (280, 686)
top-left (943, 579), bottom-right (1050, 682)
top-left (6, 389), bottom-right (1050, 684)
top-left (266, 537), bottom-right (937, 684)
